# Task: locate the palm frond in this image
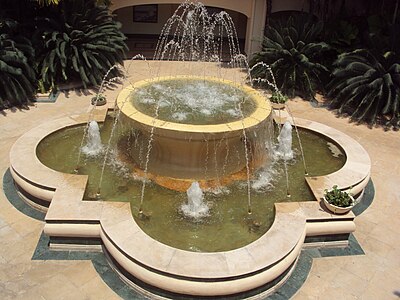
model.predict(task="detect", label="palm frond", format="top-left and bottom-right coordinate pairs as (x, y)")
top-left (329, 49), bottom-right (400, 130)
top-left (250, 16), bottom-right (330, 100)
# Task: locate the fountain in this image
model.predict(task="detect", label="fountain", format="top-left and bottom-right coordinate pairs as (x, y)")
top-left (8, 1), bottom-right (372, 298)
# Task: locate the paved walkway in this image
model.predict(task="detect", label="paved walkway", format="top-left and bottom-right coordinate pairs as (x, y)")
top-left (0, 62), bottom-right (399, 299)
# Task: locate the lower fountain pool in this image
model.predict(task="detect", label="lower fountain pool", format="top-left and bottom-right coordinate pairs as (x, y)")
top-left (36, 116), bottom-right (345, 252)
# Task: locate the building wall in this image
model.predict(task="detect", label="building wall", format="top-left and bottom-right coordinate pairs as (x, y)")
top-left (115, 4), bottom-right (177, 35)
top-left (110, 0), bottom-right (266, 56)
top-left (115, 4), bottom-right (247, 39)
top-left (271, 0), bottom-right (310, 13)
top-left (111, 0), bottom-right (252, 17)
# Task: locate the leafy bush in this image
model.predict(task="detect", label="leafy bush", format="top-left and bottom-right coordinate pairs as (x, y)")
top-left (250, 16), bottom-right (331, 100)
top-left (35, 0), bottom-right (127, 89)
top-left (0, 19), bottom-right (36, 109)
top-left (326, 20), bottom-right (360, 53)
top-left (328, 49), bottom-right (400, 130)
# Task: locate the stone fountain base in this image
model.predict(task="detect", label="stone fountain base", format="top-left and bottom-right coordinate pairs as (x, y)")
top-left (9, 106), bottom-right (371, 298)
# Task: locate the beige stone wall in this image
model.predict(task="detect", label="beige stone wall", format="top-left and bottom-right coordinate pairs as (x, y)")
top-left (110, 0), bottom-right (266, 55)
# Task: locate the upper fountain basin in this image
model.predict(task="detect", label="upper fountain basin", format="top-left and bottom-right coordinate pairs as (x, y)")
top-left (117, 76), bottom-right (272, 139)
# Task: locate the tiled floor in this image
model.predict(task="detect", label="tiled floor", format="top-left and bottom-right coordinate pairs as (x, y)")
top-left (0, 62), bottom-right (399, 299)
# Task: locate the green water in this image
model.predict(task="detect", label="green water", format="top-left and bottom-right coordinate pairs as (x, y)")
top-left (37, 117), bottom-right (345, 252)
top-left (131, 79), bottom-right (257, 125)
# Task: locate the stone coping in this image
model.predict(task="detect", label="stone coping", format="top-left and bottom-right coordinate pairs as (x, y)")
top-left (116, 75), bottom-right (271, 135)
top-left (100, 201), bottom-right (305, 279)
top-left (9, 104), bottom-right (370, 295)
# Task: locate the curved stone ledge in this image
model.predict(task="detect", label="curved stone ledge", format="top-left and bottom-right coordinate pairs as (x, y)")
top-left (100, 201), bottom-right (306, 280)
top-left (100, 226), bottom-right (306, 296)
top-left (10, 167), bottom-right (55, 203)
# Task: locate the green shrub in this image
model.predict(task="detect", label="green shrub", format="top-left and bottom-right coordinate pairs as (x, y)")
top-left (35, 0), bottom-right (127, 89)
top-left (269, 91), bottom-right (288, 104)
top-left (326, 20), bottom-right (360, 53)
top-left (328, 49), bottom-right (400, 130)
top-left (324, 185), bottom-right (353, 207)
top-left (250, 16), bottom-right (331, 100)
top-left (0, 19), bottom-right (36, 109)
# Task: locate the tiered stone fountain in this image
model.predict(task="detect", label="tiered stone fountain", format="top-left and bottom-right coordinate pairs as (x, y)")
top-left (8, 2), bottom-right (371, 298)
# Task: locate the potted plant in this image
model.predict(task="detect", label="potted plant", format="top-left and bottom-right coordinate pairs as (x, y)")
top-left (91, 93), bottom-right (107, 106)
top-left (269, 91), bottom-right (288, 109)
top-left (323, 185), bottom-right (354, 214)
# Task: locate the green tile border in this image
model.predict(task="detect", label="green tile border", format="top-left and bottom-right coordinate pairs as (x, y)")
top-left (2, 169), bottom-right (374, 299)
top-left (28, 231), bottom-right (365, 300)
top-left (352, 179), bottom-right (375, 216)
top-left (2, 168), bottom-right (45, 221)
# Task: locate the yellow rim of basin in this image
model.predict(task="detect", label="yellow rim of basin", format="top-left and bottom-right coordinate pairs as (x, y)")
top-left (116, 75), bottom-right (271, 133)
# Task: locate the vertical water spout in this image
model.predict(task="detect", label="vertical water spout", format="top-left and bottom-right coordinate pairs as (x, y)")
top-left (276, 121), bottom-right (293, 160)
top-left (81, 121), bottom-right (103, 156)
top-left (181, 182), bottom-right (209, 219)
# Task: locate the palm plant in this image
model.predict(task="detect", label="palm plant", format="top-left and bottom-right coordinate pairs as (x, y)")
top-left (250, 16), bottom-right (331, 100)
top-left (328, 49), bottom-right (400, 130)
top-left (35, 0), bottom-right (127, 90)
top-left (0, 19), bottom-right (36, 109)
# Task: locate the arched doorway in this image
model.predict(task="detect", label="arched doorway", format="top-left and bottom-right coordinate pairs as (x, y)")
top-left (111, 0), bottom-right (267, 59)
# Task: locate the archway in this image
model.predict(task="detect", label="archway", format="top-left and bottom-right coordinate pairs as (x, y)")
top-left (111, 0), bottom-right (267, 58)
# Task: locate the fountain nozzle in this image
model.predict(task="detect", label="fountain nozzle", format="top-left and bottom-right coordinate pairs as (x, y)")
top-left (247, 208), bottom-right (252, 215)
top-left (74, 166), bottom-right (79, 174)
top-left (138, 207), bottom-right (151, 221)
top-left (96, 189), bottom-right (101, 199)
top-left (286, 192), bottom-right (291, 198)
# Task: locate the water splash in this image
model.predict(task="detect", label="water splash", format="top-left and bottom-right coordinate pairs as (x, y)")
top-left (275, 121), bottom-right (293, 160)
top-left (75, 64), bottom-right (125, 171)
top-left (181, 182), bottom-right (209, 219)
top-left (81, 121), bottom-right (103, 156)
top-left (251, 164), bottom-right (280, 191)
